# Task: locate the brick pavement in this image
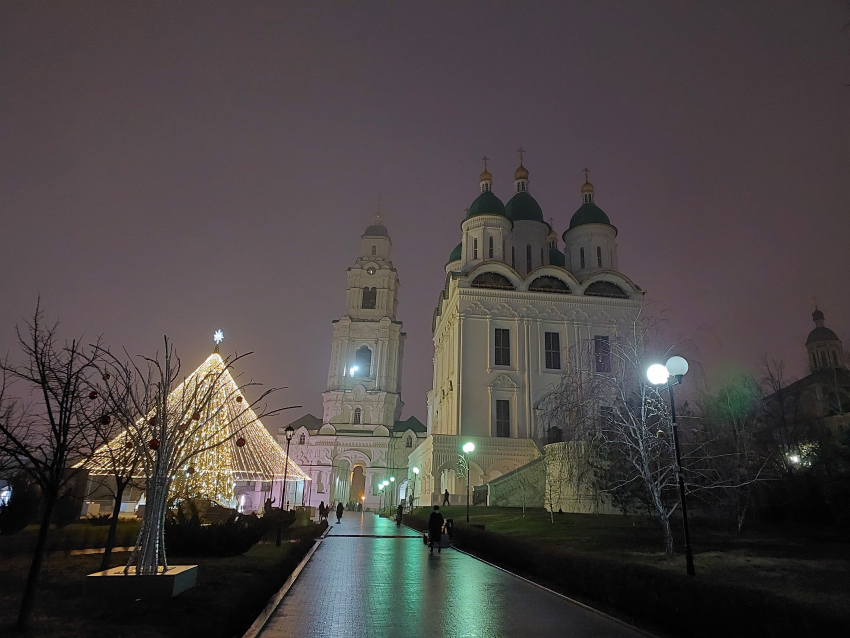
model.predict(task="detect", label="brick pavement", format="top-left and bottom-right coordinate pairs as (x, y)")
top-left (259, 513), bottom-right (646, 638)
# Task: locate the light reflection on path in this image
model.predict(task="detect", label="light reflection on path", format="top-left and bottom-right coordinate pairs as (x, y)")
top-left (260, 513), bottom-right (646, 638)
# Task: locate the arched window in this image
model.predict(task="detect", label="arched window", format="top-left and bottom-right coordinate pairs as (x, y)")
top-left (483, 182), bottom-right (490, 192)
top-left (526, 245), bottom-right (532, 272)
top-left (584, 193), bottom-right (592, 204)
top-left (529, 276), bottom-right (571, 294)
top-left (597, 246), bottom-right (602, 267)
top-left (585, 281), bottom-right (628, 298)
top-left (371, 245), bottom-right (376, 256)
top-left (471, 272), bottom-right (515, 290)
top-left (502, 239), bottom-right (505, 259)
top-left (353, 408), bottom-right (361, 424)
top-left (580, 247), bottom-right (585, 269)
top-left (489, 236), bottom-right (494, 258)
top-left (299, 433), bottom-right (306, 445)
top-left (511, 246), bottom-right (515, 269)
top-left (473, 237), bottom-right (478, 259)
top-left (406, 436), bottom-right (413, 448)
top-left (541, 247), bottom-right (544, 264)
top-left (354, 346), bottom-right (372, 376)
top-left (361, 287), bottom-right (377, 309)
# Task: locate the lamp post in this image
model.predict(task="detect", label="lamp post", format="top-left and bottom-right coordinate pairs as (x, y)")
top-left (647, 356), bottom-right (695, 576)
top-left (275, 425), bottom-right (295, 547)
top-left (462, 442), bottom-right (475, 523)
top-left (389, 476), bottom-right (395, 508)
top-left (411, 467), bottom-right (419, 512)
top-left (379, 482), bottom-right (386, 510)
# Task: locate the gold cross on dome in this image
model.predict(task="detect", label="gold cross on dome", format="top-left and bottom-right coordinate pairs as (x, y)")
top-left (482, 156), bottom-right (489, 171)
top-left (583, 167), bottom-right (590, 181)
top-left (517, 147), bottom-right (525, 164)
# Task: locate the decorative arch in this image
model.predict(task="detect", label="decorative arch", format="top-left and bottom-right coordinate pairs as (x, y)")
top-left (471, 272), bottom-right (515, 290)
top-left (584, 281), bottom-right (628, 299)
top-left (580, 271), bottom-right (641, 298)
top-left (464, 263), bottom-right (523, 290)
top-left (528, 275), bottom-right (571, 294)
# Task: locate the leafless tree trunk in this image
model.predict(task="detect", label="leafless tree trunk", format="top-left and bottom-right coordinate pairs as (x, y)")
top-left (0, 304), bottom-right (106, 629)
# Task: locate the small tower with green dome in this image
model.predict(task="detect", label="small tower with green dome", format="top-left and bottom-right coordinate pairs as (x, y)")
top-left (561, 174), bottom-right (619, 277)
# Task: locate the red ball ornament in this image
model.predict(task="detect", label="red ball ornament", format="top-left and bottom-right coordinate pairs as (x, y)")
top-left (124, 441), bottom-right (133, 450)
top-left (148, 438), bottom-right (160, 450)
top-left (88, 391), bottom-right (99, 400)
top-left (187, 466), bottom-right (195, 475)
top-left (178, 421), bottom-right (188, 431)
top-left (102, 373), bottom-right (111, 381)
top-left (100, 415), bottom-right (111, 426)
top-left (236, 396), bottom-right (243, 403)
top-left (192, 411), bottom-right (201, 421)
top-left (236, 437), bottom-right (246, 447)
top-left (148, 416), bottom-right (157, 427)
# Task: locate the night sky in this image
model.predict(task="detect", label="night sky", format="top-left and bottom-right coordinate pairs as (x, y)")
top-left (2, 2), bottom-right (848, 426)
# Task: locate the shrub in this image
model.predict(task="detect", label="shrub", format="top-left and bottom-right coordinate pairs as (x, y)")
top-left (165, 501), bottom-right (287, 556)
top-left (87, 513), bottom-right (114, 526)
top-left (0, 477), bottom-right (40, 535)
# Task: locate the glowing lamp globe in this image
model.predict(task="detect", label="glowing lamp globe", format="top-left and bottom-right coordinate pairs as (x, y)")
top-left (646, 364), bottom-right (669, 386)
top-left (390, 477), bottom-right (395, 482)
top-left (666, 356), bottom-right (689, 378)
top-left (412, 467), bottom-right (419, 475)
top-left (463, 442), bottom-right (475, 454)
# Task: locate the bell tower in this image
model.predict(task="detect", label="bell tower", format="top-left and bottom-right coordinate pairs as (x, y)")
top-left (321, 218), bottom-right (406, 432)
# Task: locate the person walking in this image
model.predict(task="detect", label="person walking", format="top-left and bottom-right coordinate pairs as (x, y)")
top-left (428, 505), bottom-right (445, 554)
top-left (442, 489), bottom-right (450, 506)
top-left (336, 501), bottom-right (344, 524)
top-left (318, 501), bottom-right (325, 522)
top-left (395, 502), bottom-right (404, 527)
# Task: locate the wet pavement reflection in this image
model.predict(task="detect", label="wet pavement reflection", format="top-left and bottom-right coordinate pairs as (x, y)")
top-left (260, 513), bottom-right (645, 638)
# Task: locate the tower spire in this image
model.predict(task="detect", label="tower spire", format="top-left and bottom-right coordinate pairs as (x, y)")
top-left (581, 168), bottom-right (594, 204)
top-left (479, 156), bottom-right (493, 193)
top-left (514, 148), bottom-right (529, 192)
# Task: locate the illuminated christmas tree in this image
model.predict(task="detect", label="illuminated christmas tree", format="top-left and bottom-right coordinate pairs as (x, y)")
top-left (82, 332), bottom-right (308, 575)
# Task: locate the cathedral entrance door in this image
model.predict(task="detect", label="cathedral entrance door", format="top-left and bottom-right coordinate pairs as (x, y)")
top-left (350, 465), bottom-right (366, 505)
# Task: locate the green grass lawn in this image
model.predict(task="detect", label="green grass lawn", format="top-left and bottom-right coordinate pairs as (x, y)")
top-left (0, 524), bottom-right (321, 637)
top-left (411, 506), bottom-right (850, 618)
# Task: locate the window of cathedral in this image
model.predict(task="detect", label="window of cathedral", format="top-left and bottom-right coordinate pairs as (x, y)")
top-left (526, 245), bottom-right (532, 273)
top-left (580, 247), bottom-right (585, 269)
top-left (495, 399), bottom-right (510, 437)
top-left (406, 436), bottom-right (413, 448)
top-left (584, 193), bottom-right (592, 204)
top-left (489, 236), bottom-right (494, 259)
top-left (502, 239), bottom-right (505, 259)
top-left (361, 287), bottom-right (377, 309)
top-left (353, 408), bottom-right (361, 424)
top-left (511, 246), bottom-right (515, 269)
top-left (585, 281), bottom-right (628, 299)
top-left (544, 332), bottom-right (561, 370)
top-left (597, 246), bottom-right (603, 267)
top-left (371, 245), bottom-right (376, 256)
top-left (495, 328), bottom-right (511, 366)
top-left (354, 346), bottom-right (372, 376)
top-left (541, 247), bottom-right (544, 265)
top-left (594, 336), bottom-right (612, 373)
top-left (474, 237), bottom-right (478, 259)
top-left (299, 433), bottom-right (306, 445)
top-left (471, 272), bottom-right (515, 290)
top-left (529, 276), bottom-right (571, 294)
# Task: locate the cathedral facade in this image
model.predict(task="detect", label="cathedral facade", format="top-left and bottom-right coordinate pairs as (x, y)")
top-left (279, 221), bottom-right (425, 510)
top-left (408, 160), bottom-right (645, 505)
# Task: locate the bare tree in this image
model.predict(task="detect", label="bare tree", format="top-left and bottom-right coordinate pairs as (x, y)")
top-left (0, 305), bottom-right (107, 629)
top-left (92, 339), bottom-right (293, 575)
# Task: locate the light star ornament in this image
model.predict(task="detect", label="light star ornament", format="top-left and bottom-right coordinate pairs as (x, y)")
top-left (213, 330), bottom-right (224, 344)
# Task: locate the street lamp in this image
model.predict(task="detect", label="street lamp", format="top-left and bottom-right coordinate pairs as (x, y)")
top-left (647, 356), bottom-right (695, 576)
top-left (379, 482), bottom-right (386, 510)
top-left (389, 476), bottom-right (395, 508)
top-left (411, 467), bottom-right (419, 512)
top-left (276, 425), bottom-right (295, 547)
top-left (462, 442), bottom-right (475, 523)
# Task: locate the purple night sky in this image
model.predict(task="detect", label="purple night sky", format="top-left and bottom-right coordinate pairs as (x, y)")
top-left (1, 2), bottom-right (848, 427)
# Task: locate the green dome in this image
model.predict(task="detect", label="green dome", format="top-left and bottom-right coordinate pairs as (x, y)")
top-left (548, 247), bottom-right (565, 267)
top-left (505, 191), bottom-right (544, 223)
top-left (467, 191), bottom-right (507, 219)
top-left (568, 203), bottom-right (610, 230)
top-left (448, 243), bottom-right (462, 262)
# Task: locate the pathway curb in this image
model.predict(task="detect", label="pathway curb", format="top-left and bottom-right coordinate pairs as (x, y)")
top-left (241, 525), bottom-right (331, 638)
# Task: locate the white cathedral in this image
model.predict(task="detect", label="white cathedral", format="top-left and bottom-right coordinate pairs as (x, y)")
top-left (282, 156), bottom-right (644, 509)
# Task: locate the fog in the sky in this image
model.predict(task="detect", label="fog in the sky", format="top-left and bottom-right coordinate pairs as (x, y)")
top-left (1, 2), bottom-right (848, 426)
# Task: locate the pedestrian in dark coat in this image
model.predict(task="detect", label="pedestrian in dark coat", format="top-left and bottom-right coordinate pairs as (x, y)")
top-left (428, 506), bottom-right (445, 554)
top-left (396, 502), bottom-right (404, 526)
top-left (443, 489), bottom-right (450, 506)
top-left (318, 501), bottom-right (325, 522)
top-left (336, 501), bottom-right (344, 524)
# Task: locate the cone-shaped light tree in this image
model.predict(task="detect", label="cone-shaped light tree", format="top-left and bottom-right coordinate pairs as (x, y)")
top-left (84, 334), bottom-right (308, 575)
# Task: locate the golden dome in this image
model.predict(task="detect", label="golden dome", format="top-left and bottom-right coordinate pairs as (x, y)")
top-left (480, 169), bottom-right (492, 181)
top-left (514, 164), bottom-right (529, 180)
top-left (581, 180), bottom-right (594, 193)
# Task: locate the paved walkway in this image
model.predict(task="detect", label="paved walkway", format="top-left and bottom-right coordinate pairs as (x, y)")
top-left (259, 513), bottom-right (646, 638)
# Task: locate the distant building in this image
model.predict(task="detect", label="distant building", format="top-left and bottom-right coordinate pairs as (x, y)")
top-left (408, 159), bottom-right (644, 505)
top-left (280, 220), bottom-right (425, 510)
